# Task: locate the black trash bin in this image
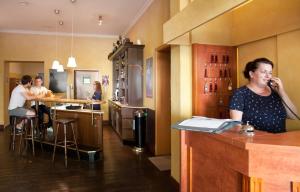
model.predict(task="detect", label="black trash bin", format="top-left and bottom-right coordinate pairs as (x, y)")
top-left (134, 110), bottom-right (146, 152)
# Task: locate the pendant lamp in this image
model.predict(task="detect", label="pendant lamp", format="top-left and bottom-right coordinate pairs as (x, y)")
top-left (52, 10), bottom-right (61, 70)
top-left (57, 64), bottom-right (64, 72)
top-left (67, 0), bottom-right (77, 68)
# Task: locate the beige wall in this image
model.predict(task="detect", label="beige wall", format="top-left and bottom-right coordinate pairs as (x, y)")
top-left (126, 0), bottom-right (170, 110)
top-left (0, 32), bottom-right (116, 124)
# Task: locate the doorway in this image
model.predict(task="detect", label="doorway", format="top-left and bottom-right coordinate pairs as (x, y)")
top-left (3, 61), bottom-right (44, 126)
top-left (74, 70), bottom-right (100, 99)
top-left (155, 45), bottom-right (171, 155)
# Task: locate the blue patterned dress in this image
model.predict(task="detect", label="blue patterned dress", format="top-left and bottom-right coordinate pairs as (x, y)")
top-left (229, 86), bottom-right (287, 133)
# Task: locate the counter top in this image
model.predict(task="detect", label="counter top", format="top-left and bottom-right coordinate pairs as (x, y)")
top-left (37, 96), bottom-right (106, 105)
top-left (109, 99), bottom-right (147, 109)
top-left (51, 105), bottom-right (104, 115)
top-left (200, 126), bottom-right (300, 151)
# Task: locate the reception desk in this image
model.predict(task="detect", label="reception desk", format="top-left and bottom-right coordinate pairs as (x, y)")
top-left (181, 128), bottom-right (300, 192)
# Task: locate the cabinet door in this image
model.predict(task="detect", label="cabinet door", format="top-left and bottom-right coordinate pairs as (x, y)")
top-left (127, 64), bottom-right (143, 106)
top-left (115, 108), bottom-right (122, 135)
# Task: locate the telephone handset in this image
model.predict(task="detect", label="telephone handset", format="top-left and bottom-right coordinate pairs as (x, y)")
top-left (267, 80), bottom-right (275, 89)
top-left (268, 79), bottom-right (300, 120)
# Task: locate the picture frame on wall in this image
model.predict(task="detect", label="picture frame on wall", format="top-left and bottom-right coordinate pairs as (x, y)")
top-left (146, 57), bottom-right (153, 98)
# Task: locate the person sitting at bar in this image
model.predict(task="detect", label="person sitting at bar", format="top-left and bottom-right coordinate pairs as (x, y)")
top-left (89, 81), bottom-right (102, 110)
top-left (229, 58), bottom-right (298, 133)
top-left (8, 75), bottom-right (38, 130)
top-left (30, 75), bottom-right (53, 129)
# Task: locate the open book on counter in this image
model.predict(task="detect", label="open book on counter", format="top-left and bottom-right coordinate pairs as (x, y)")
top-left (172, 116), bottom-right (241, 134)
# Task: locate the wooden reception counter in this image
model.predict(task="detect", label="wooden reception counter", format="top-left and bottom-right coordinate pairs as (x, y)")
top-left (181, 128), bottom-right (300, 192)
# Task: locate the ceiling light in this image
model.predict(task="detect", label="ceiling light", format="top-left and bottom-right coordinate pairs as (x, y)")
top-left (52, 60), bottom-right (60, 70)
top-left (52, 9), bottom-right (61, 70)
top-left (59, 20), bottom-right (64, 25)
top-left (67, 57), bottom-right (77, 68)
top-left (67, 0), bottom-right (77, 68)
top-left (57, 64), bottom-right (64, 72)
top-left (98, 16), bottom-right (103, 26)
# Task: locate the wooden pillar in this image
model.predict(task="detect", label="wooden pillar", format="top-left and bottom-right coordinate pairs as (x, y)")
top-left (242, 175), bottom-right (263, 192)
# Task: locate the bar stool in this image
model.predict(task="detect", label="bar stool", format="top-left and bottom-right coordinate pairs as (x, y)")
top-left (10, 115), bottom-right (37, 156)
top-left (52, 118), bottom-right (80, 168)
top-left (10, 116), bottom-right (24, 153)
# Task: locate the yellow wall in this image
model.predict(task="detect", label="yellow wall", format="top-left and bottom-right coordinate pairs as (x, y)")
top-left (163, 0), bottom-right (247, 43)
top-left (277, 30), bottom-right (300, 130)
top-left (0, 32), bottom-right (116, 124)
top-left (237, 37), bottom-right (278, 86)
top-left (232, 0), bottom-right (300, 45)
top-left (170, 45), bottom-right (192, 182)
top-left (126, 0), bottom-right (170, 110)
top-left (191, 11), bottom-right (233, 45)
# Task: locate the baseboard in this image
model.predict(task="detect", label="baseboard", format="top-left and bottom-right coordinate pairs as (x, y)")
top-left (0, 124), bottom-right (4, 132)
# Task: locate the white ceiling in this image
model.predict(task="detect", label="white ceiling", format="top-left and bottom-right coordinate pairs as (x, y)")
top-left (0, 0), bottom-right (153, 37)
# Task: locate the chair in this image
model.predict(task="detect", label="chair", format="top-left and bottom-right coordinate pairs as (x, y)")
top-left (52, 118), bottom-right (80, 167)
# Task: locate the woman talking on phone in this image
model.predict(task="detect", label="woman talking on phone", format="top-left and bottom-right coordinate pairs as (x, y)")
top-left (229, 58), bottom-right (298, 133)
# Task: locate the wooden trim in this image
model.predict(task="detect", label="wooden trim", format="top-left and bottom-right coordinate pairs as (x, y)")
top-left (0, 124), bottom-right (4, 132)
top-left (292, 182), bottom-right (300, 192)
top-left (181, 131), bottom-right (190, 192)
top-left (242, 175), bottom-right (263, 192)
top-left (155, 47), bottom-right (171, 155)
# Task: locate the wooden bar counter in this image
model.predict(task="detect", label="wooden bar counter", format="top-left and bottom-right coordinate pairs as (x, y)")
top-left (181, 127), bottom-right (300, 192)
top-left (52, 105), bottom-right (104, 150)
top-left (34, 97), bottom-right (106, 160)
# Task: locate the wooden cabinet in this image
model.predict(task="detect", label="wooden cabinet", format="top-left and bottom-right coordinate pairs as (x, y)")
top-left (108, 100), bottom-right (147, 142)
top-left (109, 43), bottom-right (144, 106)
top-left (192, 44), bottom-right (237, 118)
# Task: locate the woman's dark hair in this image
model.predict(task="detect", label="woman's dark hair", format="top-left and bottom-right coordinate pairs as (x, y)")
top-left (21, 75), bottom-right (32, 85)
top-left (243, 58), bottom-right (274, 80)
top-left (94, 81), bottom-right (102, 93)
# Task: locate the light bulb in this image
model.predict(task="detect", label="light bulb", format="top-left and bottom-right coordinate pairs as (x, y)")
top-left (52, 60), bottom-right (60, 69)
top-left (57, 64), bottom-right (64, 72)
top-left (67, 56), bottom-right (77, 67)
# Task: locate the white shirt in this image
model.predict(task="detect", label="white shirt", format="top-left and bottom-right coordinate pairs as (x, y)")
top-left (8, 84), bottom-right (27, 110)
top-left (30, 86), bottom-right (48, 106)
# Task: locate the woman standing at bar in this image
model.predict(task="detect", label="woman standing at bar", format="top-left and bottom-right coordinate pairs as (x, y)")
top-left (90, 81), bottom-right (102, 110)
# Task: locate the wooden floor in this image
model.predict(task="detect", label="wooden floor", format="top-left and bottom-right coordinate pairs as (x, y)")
top-left (0, 126), bottom-right (179, 192)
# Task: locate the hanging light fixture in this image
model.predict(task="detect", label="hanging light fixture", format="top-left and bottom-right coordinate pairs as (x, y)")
top-left (67, 0), bottom-right (77, 68)
top-left (57, 64), bottom-right (64, 72)
top-left (52, 9), bottom-right (61, 70)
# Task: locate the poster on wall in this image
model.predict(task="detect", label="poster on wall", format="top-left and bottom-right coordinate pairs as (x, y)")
top-left (49, 69), bottom-right (67, 93)
top-left (102, 75), bottom-right (109, 92)
top-left (146, 57), bottom-right (153, 98)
